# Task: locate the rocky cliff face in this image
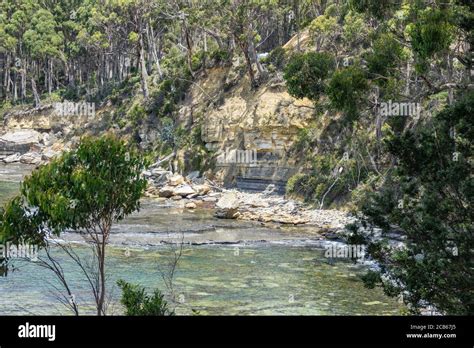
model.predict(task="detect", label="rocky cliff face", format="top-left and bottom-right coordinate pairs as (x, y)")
top-left (176, 56), bottom-right (314, 189)
top-left (0, 32), bottom-right (315, 190)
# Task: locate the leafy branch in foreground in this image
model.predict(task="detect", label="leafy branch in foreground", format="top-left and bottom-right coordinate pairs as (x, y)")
top-left (354, 91), bottom-right (474, 315)
top-left (0, 134), bottom-right (148, 315)
top-left (117, 280), bottom-right (174, 316)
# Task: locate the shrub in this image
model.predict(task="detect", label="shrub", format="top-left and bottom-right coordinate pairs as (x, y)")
top-left (366, 33), bottom-right (404, 79)
top-left (327, 66), bottom-right (368, 121)
top-left (357, 92), bottom-right (474, 314)
top-left (283, 52), bottom-right (335, 101)
top-left (267, 46), bottom-right (286, 70)
top-left (117, 280), bottom-right (174, 316)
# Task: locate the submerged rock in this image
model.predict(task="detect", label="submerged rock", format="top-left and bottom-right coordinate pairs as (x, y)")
top-left (185, 202), bottom-right (197, 209)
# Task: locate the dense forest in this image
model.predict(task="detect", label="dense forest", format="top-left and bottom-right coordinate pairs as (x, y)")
top-left (0, 0), bottom-right (473, 315)
top-left (0, 0), bottom-right (317, 103)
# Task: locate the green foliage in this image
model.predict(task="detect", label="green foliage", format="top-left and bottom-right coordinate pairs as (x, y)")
top-left (309, 13), bottom-right (338, 35)
top-left (0, 135), bottom-right (148, 281)
top-left (283, 52), bottom-right (335, 101)
top-left (145, 52), bottom-right (192, 119)
top-left (349, 0), bottom-right (400, 19)
top-left (286, 154), bottom-right (368, 207)
top-left (0, 196), bottom-right (46, 275)
top-left (285, 173), bottom-right (305, 196)
top-left (358, 92), bottom-right (474, 314)
top-left (0, 135), bottom-right (147, 238)
top-left (20, 134), bottom-right (147, 234)
top-left (210, 49), bottom-right (231, 64)
top-left (191, 50), bottom-right (205, 71)
top-left (407, 7), bottom-right (455, 73)
top-left (408, 7), bottom-right (455, 59)
top-left (342, 10), bottom-right (370, 45)
top-left (266, 46), bottom-right (286, 70)
top-left (117, 280), bottom-right (174, 316)
top-left (366, 33), bottom-right (404, 80)
top-left (185, 125), bottom-right (210, 173)
top-left (327, 66), bottom-right (368, 121)
top-left (23, 9), bottom-right (63, 59)
top-left (127, 102), bottom-right (147, 126)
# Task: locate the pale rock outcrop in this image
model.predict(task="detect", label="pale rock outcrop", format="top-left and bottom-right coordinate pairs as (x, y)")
top-left (168, 174), bottom-right (185, 186)
top-left (194, 184), bottom-right (211, 196)
top-left (215, 192), bottom-right (240, 219)
top-left (0, 129), bottom-right (41, 154)
top-left (3, 153), bottom-right (21, 163)
top-left (158, 185), bottom-right (175, 198)
top-left (19, 152), bottom-right (42, 165)
top-left (173, 185), bottom-right (196, 197)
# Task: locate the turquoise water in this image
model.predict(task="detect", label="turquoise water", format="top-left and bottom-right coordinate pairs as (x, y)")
top-left (0, 164), bottom-right (404, 315)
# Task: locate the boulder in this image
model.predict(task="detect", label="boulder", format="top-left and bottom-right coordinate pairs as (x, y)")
top-left (158, 185), bottom-right (175, 198)
top-left (51, 142), bottom-right (65, 152)
top-left (203, 197), bottom-right (217, 202)
top-left (214, 192), bottom-right (240, 219)
top-left (185, 202), bottom-right (197, 209)
top-left (193, 184), bottom-right (211, 196)
top-left (0, 129), bottom-right (41, 154)
top-left (262, 184), bottom-right (276, 196)
top-left (174, 185), bottom-right (196, 197)
top-left (19, 152), bottom-right (42, 165)
top-left (40, 133), bottom-right (57, 147)
top-left (241, 197), bottom-right (269, 208)
top-left (186, 171), bottom-right (200, 181)
top-left (151, 168), bottom-right (172, 186)
top-left (3, 152), bottom-right (21, 163)
top-left (168, 174), bottom-right (185, 186)
top-left (41, 148), bottom-right (59, 160)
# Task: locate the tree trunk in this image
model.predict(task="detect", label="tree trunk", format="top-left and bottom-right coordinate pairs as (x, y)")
top-left (139, 33), bottom-right (149, 98)
top-left (148, 22), bottom-right (163, 78)
top-left (31, 77), bottom-right (41, 107)
top-left (248, 37), bottom-right (266, 78)
top-left (97, 239), bottom-right (106, 316)
top-left (242, 43), bottom-right (257, 88)
top-left (184, 23), bottom-right (195, 78)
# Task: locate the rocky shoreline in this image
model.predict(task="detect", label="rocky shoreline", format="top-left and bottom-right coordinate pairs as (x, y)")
top-left (0, 129), bottom-right (354, 233)
top-left (143, 168), bottom-right (354, 231)
top-left (0, 129), bottom-right (64, 165)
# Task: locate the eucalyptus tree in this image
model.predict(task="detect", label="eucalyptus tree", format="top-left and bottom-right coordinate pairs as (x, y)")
top-left (0, 134), bottom-right (148, 315)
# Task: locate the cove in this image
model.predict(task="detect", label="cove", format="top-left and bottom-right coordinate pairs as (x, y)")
top-left (0, 164), bottom-right (405, 315)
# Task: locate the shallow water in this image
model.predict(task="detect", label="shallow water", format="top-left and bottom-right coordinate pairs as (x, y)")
top-left (0, 164), bottom-right (404, 315)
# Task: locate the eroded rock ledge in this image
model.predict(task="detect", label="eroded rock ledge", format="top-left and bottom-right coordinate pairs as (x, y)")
top-left (144, 169), bottom-right (354, 230)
